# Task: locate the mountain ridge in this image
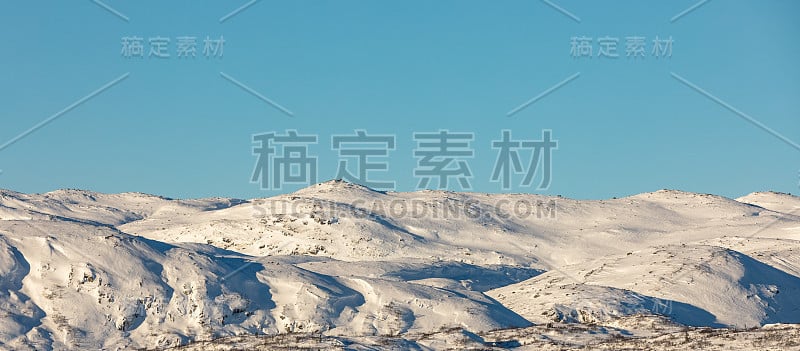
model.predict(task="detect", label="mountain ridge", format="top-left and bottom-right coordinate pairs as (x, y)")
top-left (1, 181), bottom-right (799, 349)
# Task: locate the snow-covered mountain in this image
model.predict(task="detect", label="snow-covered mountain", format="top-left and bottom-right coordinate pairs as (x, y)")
top-left (1, 181), bottom-right (799, 350)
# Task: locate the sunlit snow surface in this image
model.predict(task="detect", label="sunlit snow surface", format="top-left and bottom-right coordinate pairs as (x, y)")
top-left (1, 181), bottom-right (799, 350)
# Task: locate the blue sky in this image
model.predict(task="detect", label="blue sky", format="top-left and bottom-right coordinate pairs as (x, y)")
top-left (0, 0), bottom-right (798, 200)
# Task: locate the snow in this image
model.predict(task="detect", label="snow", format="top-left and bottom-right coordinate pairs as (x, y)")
top-left (737, 191), bottom-right (800, 215)
top-left (0, 180), bottom-right (799, 349)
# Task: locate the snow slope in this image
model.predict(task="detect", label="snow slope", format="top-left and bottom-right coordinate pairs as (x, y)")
top-left (487, 244), bottom-right (800, 328)
top-left (0, 181), bottom-right (799, 350)
top-left (737, 191), bottom-right (800, 215)
top-left (0, 220), bottom-right (526, 350)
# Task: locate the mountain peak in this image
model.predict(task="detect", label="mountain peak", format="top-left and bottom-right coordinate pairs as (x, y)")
top-left (293, 179), bottom-right (384, 195)
top-left (736, 191), bottom-right (800, 214)
top-left (740, 191), bottom-right (796, 198)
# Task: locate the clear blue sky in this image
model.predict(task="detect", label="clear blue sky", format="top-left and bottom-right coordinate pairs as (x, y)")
top-left (1, 0), bottom-right (798, 199)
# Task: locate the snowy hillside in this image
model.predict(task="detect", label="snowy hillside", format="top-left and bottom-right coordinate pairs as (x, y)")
top-left (737, 191), bottom-right (800, 215)
top-left (1, 181), bottom-right (799, 350)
